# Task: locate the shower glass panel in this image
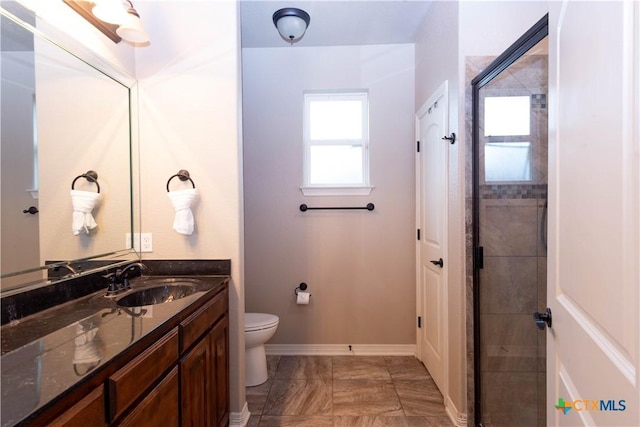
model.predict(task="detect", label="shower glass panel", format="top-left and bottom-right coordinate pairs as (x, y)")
top-left (472, 19), bottom-right (548, 427)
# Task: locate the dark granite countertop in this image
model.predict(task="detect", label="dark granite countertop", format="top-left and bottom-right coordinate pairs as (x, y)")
top-left (0, 263), bottom-right (230, 427)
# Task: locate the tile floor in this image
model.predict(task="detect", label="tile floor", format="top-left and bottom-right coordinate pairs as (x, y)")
top-left (246, 355), bottom-right (455, 427)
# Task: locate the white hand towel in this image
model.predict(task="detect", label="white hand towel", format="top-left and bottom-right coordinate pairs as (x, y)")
top-left (168, 188), bottom-right (198, 235)
top-left (71, 190), bottom-right (100, 235)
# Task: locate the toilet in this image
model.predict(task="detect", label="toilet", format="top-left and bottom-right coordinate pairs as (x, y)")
top-left (244, 313), bottom-right (279, 387)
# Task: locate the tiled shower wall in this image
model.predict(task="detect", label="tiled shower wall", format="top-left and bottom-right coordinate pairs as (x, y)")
top-left (465, 53), bottom-right (548, 427)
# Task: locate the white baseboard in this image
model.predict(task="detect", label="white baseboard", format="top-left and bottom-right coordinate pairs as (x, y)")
top-left (229, 401), bottom-right (250, 427)
top-left (265, 344), bottom-right (417, 356)
top-left (445, 395), bottom-right (467, 427)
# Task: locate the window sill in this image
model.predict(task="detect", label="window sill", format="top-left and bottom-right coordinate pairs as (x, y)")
top-left (300, 186), bottom-right (374, 197)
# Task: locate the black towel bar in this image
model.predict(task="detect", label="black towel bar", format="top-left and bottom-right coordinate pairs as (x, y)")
top-left (299, 203), bottom-right (374, 212)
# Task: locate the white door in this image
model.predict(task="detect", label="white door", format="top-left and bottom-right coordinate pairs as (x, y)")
top-left (547, 2), bottom-right (639, 426)
top-left (416, 81), bottom-right (448, 393)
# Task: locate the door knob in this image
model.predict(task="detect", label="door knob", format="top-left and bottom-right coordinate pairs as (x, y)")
top-left (23, 206), bottom-right (39, 215)
top-left (533, 308), bottom-right (552, 330)
top-left (430, 258), bottom-right (444, 268)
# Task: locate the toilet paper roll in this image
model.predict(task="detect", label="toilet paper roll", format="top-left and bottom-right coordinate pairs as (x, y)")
top-left (296, 291), bottom-right (310, 305)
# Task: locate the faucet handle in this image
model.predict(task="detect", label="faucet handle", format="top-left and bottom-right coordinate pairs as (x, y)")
top-left (122, 274), bottom-right (131, 290)
top-left (103, 272), bottom-right (119, 295)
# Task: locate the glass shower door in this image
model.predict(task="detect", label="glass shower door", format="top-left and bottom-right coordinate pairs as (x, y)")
top-left (472, 21), bottom-right (549, 427)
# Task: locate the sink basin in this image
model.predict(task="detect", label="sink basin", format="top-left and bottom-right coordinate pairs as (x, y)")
top-left (116, 284), bottom-right (196, 307)
top-left (87, 277), bottom-right (213, 308)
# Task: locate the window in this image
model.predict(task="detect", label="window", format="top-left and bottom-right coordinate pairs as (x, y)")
top-left (301, 91), bottom-right (371, 196)
top-left (484, 142), bottom-right (531, 181)
top-left (483, 96), bottom-right (532, 182)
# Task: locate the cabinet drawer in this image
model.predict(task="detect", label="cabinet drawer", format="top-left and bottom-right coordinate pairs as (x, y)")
top-left (107, 327), bottom-right (179, 422)
top-left (180, 289), bottom-right (227, 352)
top-left (49, 386), bottom-right (105, 426)
top-left (119, 366), bottom-right (179, 427)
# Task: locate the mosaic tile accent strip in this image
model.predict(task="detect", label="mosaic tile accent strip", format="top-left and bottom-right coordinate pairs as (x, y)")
top-left (480, 184), bottom-right (547, 200)
top-left (531, 94), bottom-right (546, 109)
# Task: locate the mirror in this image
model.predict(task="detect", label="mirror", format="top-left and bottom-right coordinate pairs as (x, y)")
top-left (0, 4), bottom-right (136, 291)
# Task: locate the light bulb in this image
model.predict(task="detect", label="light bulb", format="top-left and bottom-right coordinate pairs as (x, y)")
top-left (92, 0), bottom-right (127, 25)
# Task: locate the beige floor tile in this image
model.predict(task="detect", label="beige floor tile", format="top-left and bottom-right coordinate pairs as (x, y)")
top-left (247, 379), bottom-right (272, 415)
top-left (258, 416), bottom-right (334, 426)
top-left (245, 357), bottom-right (452, 425)
top-left (263, 379), bottom-right (332, 416)
top-left (333, 356), bottom-right (391, 380)
top-left (333, 379), bottom-right (403, 416)
top-left (275, 356), bottom-right (332, 380)
top-left (394, 379), bottom-right (448, 417)
top-left (384, 356), bottom-right (430, 380)
top-left (267, 355), bottom-right (281, 379)
top-left (334, 415), bottom-right (437, 427)
top-left (422, 416), bottom-right (456, 427)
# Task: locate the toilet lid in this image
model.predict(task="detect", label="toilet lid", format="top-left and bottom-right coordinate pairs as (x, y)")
top-left (245, 313), bottom-right (279, 332)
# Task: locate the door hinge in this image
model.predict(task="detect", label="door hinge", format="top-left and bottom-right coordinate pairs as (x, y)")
top-left (417, 229), bottom-right (421, 240)
top-left (417, 140), bottom-right (420, 152)
top-left (418, 316), bottom-right (422, 328)
top-left (476, 246), bottom-right (484, 269)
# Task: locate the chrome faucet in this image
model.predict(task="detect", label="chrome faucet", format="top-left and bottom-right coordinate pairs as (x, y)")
top-left (104, 262), bottom-right (146, 295)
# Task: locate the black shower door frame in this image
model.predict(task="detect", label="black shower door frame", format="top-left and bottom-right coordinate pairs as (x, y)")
top-left (471, 14), bottom-right (549, 427)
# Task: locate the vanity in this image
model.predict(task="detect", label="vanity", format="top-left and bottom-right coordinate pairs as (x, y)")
top-left (1, 260), bottom-right (230, 427)
top-left (1, 4), bottom-right (231, 426)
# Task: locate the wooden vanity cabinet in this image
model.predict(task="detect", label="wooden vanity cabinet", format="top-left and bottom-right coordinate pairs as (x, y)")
top-left (179, 289), bottom-right (230, 427)
top-left (29, 284), bottom-right (229, 427)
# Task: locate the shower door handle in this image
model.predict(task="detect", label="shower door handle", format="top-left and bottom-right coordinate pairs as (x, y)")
top-left (533, 308), bottom-right (552, 330)
top-left (430, 258), bottom-right (444, 268)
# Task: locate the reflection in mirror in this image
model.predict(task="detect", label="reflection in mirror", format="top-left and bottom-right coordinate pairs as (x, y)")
top-left (0, 5), bottom-right (136, 292)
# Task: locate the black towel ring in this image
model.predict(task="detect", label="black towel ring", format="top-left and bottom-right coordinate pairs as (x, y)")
top-left (71, 170), bottom-right (100, 193)
top-left (166, 169), bottom-right (196, 192)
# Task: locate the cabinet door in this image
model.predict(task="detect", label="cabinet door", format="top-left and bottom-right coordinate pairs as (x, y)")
top-left (209, 317), bottom-right (229, 427)
top-left (180, 334), bottom-right (211, 427)
top-left (119, 367), bottom-right (179, 427)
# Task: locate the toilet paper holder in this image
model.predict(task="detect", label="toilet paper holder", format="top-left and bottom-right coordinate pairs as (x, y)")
top-left (294, 283), bottom-right (311, 297)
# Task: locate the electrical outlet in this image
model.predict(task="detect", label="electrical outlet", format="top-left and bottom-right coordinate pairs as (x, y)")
top-left (140, 233), bottom-right (153, 252)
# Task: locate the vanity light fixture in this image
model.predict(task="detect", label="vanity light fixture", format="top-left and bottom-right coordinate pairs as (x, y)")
top-left (115, 1), bottom-right (150, 44)
top-left (63, 0), bottom-right (149, 45)
top-left (272, 8), bottom-right (310, 44)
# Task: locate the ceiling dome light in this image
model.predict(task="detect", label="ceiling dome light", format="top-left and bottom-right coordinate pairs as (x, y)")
top-left (272, 8), bottom-right (310, 44)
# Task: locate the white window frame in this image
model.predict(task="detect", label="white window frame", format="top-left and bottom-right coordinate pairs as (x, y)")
top-left (301, 90), bottom-right (373, 196)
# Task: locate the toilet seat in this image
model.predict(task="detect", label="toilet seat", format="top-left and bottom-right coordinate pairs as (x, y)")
top-left (245, 313), bottom-right (279, 332)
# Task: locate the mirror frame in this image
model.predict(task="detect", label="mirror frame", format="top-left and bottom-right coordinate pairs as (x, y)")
top-left (0, 4), bottom-right (140, 296)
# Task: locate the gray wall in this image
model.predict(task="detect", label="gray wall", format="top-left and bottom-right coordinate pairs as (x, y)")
top-left (242, 43), bottom-right (416, 346)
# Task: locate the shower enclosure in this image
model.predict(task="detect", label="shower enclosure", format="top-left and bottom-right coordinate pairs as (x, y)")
top-left (472, 16), bottom-right (548, 427)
